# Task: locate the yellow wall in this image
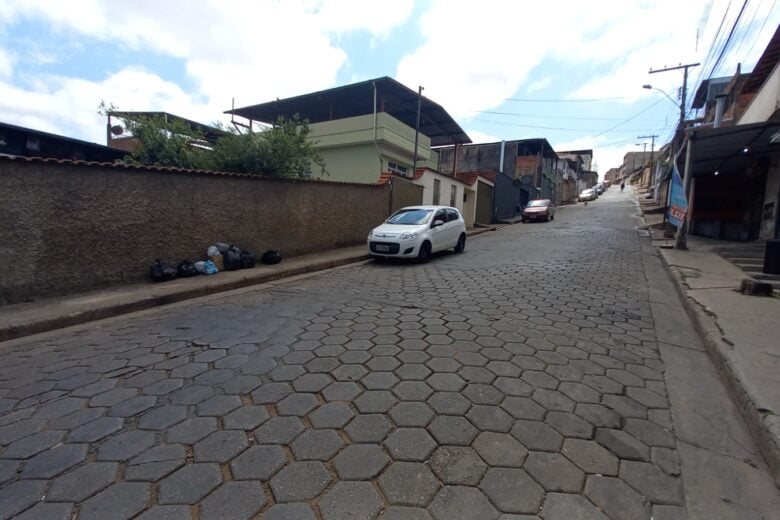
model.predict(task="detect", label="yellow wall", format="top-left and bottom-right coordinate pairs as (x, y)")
top-left (308, 113), bottom-right (438, 184)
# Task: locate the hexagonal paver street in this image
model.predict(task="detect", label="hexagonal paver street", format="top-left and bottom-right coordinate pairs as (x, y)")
top-left (1, 188), bottom-right (778, 519)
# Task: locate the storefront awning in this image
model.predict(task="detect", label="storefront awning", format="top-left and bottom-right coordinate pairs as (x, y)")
top-left (691, 121), bottom-right (780, 177)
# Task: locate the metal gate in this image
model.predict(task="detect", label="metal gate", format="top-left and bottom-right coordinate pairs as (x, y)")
top-left (476, 181), bottom-right (494, 224)
top-left (390, 177), bottom-right (424, 213)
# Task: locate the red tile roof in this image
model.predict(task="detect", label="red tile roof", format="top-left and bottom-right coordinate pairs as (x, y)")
top-left (0, 154), bottom-right (386, 188)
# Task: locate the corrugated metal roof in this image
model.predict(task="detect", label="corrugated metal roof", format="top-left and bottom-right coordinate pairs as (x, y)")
top-left (227, 77), bottom-right (471, 147)
top-left (742, 25), bottom-right (780, 93)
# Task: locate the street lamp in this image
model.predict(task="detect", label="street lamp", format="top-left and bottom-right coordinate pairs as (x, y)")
top-left (642, 84), bottom-right (679, 108)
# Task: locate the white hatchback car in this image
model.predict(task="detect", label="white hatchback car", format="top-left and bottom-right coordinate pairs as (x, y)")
top-left (368, 206), bottom-right (467, 262)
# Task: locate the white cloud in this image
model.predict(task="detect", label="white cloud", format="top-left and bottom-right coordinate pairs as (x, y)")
top-left (464, 129), bottom-right (500, 144)
top-left (553, 135), bottom-right (647, 177)
top-left (526, 77), bottom-right (552, 93)
top-left (569, 0), bottom-right (780, 102)
top-left (398, 0), bottom-right (778, 121)
top-left (0, 0), bottom-right (415, 140)
top-left (0, 67), bottom-right (212, 143)
top-left (308, 0), bottom-right (415, 37)
top-left (0, 48), bottom-right (13, 79)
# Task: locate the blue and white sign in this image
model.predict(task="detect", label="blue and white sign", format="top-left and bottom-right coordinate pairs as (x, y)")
top-left (667, 165), bottom-right (688, 227)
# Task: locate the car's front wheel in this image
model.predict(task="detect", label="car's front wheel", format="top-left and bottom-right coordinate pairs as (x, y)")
top-left (417, 241), bottom-right (432, 263)
top-left (454, 234), bottom-right (466, 253)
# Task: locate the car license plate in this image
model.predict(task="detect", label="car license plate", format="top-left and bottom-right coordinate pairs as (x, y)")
top-left (376, 245), bottom-right (390, 252)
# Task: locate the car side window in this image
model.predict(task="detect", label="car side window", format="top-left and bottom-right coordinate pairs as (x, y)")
top-left (433, 210), bottom-right (446, 226)
top-left (446, 209), bottom-right (459, 222)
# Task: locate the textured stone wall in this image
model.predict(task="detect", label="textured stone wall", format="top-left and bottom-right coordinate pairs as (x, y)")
top-left (0, 159), bottom-right (390, 305)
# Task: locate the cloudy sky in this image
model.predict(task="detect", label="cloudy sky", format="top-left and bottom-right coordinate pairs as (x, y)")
top-left (1, 0), bottom-right (778, 172)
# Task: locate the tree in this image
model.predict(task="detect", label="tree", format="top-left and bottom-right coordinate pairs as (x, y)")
top-left (101, 102), bottom-right (325, 178)
top-left (209, 116), bottom-right (326, 178)
top-left (124, 115), bottom-right (211, 170)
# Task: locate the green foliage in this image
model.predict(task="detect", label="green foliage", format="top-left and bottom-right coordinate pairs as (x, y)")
top-left (106, 103), bottom-right (325, 178)
top-left (123, 115), bottom-right (210, 170)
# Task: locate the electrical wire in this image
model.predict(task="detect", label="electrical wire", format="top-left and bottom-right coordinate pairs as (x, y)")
top-left (504, 96), bottom-right (625, 102)
top-left (471, 117), bottom-right (669, 133)
top-left (729, 0), bottom-right (763, 60)
top-left (706, 0), bottom-right (750, 81)
top-left (471, 110), bottom-right (652, 122)
top-left (591, 98), bottom-right (667, 138)
top-left (740, 0), bottom-right (777, 63)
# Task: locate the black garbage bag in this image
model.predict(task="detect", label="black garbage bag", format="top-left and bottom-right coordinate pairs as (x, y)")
top-left (262, 250), bottom-right (282, 265)
top-left (214, 242), bottom-right (230, 254)
top-left (223, 247), bottom-right (243, 271)
top-left (241, 251), bottom-right (256, 269)
top-left (150, 259), bottom-right (177, 282)
top-left (177, 260), bottom-right (199, 278)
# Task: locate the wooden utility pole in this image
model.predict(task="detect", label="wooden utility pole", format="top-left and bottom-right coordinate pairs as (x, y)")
top-left (649, 63), bottom-right (700, 132)
top-left (638, 134), bottom-right (658, 186)
top-left (649, 63), bottom-right (699, 248)
top-left (412, 86), bottom-right (424, 175)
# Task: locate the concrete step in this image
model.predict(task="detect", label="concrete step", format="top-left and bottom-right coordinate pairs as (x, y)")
top-left (722, 254), bottom-right (766, 262)
top-left (735, 261), bottom-right (765, 268)
top-left (753, 273), bottom-right (780, 283)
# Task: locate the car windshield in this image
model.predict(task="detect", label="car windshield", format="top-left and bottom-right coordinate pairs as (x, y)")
top-left (386, 209), bottom-right (433, 225)
top-left (526, 200), bottom-right (548, 207)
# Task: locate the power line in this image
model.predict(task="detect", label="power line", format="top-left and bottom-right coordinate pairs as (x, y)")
top-left (706, 0), bottom-right (750, 81)
top-left (741, 0), bottom-right (777, 63)
top-left (504, 96), bottom-right (625, 102)
top-left (689, 0), bottom-right (734, 105)
top-left (697, 0), bottom-right (715, 51)
top-left (591, 98), bottom-right (667, 138)
top-left (471, 116), bottom-right (669, 133)
top-left (472, 110), bottom-right (651, 122)
top-left (729, 0), bottom-right (763, 60)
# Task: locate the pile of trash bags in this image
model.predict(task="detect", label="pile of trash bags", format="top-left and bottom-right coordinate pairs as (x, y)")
top-left (150, 242), bottom-right (283, 283)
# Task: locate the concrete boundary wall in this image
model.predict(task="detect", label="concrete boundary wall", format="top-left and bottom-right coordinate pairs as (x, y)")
top-left (0, 158), bottom-right (390, 305)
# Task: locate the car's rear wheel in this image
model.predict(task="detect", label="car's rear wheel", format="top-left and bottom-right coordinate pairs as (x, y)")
top-left (454, 234), bottom-right (466, 253)
top-left (417, 241), bottom-right (432, 263)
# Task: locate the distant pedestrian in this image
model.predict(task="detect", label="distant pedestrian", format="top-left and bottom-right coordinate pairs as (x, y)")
top-left (620, 182), bottom-right (625, 192)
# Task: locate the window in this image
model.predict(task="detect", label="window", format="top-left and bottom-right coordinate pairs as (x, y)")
top-left (446, 209), bottom-right (459, 222)
top-left (388, 162), bottom-right (409, 175)
top-left (432, 209), bottom-right (447, 225)
top-left (386, 209), bottom-right (433, 225)
top-left (450, 185), bottom-right (457, 207)
top-left (433, 179), bottom-right (441, 205)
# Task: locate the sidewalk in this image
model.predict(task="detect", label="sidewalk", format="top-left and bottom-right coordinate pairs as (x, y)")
top-left (0, 227), bottom-right (495, 343)
top-left (648, 227), bottom-right (780, 487)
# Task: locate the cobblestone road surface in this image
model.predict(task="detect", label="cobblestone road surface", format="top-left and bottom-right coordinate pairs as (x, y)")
top-left (1, 190), bottom-right (692, 519)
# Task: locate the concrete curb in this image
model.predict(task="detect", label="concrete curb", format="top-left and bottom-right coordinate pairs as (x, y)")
top-left (0, 253), bottom-right (371, 343)
top-left (1, 227), bottom-right (496, 343)
top-left (657, 249), bottom-right (780, 488)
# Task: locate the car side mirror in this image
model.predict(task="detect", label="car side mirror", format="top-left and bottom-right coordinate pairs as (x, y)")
top-left (432, 220), bottom-right (445, 228)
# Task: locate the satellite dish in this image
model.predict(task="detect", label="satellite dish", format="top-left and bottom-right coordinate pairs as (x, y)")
top-left (110, 125), bottom-right (124, 136)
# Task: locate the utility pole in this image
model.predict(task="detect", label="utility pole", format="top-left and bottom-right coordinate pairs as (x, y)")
top-left (412, 86), bottom-right (424, 175)
top-left (649, 63), bottom-right (700, 132)
top-left (638, 134), bottom-right (658, 187)
top-left (649, 62), bottom-right (699, 249)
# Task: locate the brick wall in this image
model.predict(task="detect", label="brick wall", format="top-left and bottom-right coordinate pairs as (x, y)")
top-left (0, 159), bottom-right (390, 305)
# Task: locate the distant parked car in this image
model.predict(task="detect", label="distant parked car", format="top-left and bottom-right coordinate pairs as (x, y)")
top-left (603, 180), bottom-right (612, 188)
top-left (522, 199), bottom-right (555, 223)
top-left (368, 206), bottom-right (466, 263)
top-left (595, 183), bottom-right (605, 195)
top-left (579, 188), bottom-right (596, 202)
